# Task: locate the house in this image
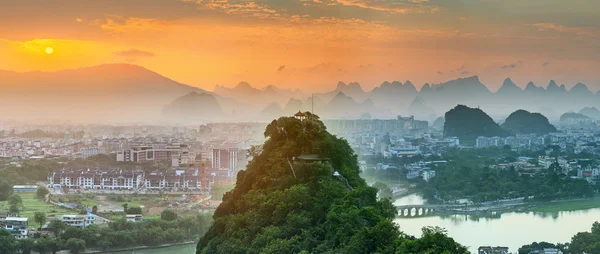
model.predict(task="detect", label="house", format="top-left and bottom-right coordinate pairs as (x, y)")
top-left (13, 185), bottom-right (38, 192)
top-left (0, 212), bottom-right (19, 227)
top-left (478, 246), bottom-right (509, 254)
top-left (125, 214), bottom-right (144, 223)
top-left (4, 217), bottom-right (29, 239)
top-left (530, 249), bottom-right (563, 254)
top-left (59, 214), bottom-right (104, 228)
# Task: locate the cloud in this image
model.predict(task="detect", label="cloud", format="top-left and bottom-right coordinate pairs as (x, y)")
top-left (194, 0), bottom-right (280, 19)
top-left (449, 64), bottom-right (465, 73)
top-left (336, 0), bottom-right (441, 14)
top-left (437, 71), bottom-right (443, 75)
top-left (530, 23), bottom-right (599, 38)
top-left (99, 17), bottom-right (170, 34)
top-left (501, 60), bottom-right (522, 69)
top-left (277, 65), bottom-right (286, 72)
top-left (76, 18), bottom-right (83, 23)
top-left (114, 49), bottom-right (156, 58)
top-left (460, 71), bottom-right (469, 75)
top-left (542, 62), bottom-right (550, 67)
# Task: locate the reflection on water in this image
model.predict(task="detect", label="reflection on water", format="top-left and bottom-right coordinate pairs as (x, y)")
top-left (394, 195), bottom-right (600, 253)
top-left (109, 244), bottom-right (196, 254)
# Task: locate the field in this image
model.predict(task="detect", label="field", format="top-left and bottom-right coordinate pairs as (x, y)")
top-left (0, 192), bottom-right (73, 228)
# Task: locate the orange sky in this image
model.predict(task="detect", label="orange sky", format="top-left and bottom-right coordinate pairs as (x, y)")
top-left (0, 0), bottom-right (599, 93)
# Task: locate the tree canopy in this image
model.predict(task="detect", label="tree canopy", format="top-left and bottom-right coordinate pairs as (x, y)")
top-left (197, 113), bottom-right (466, 254)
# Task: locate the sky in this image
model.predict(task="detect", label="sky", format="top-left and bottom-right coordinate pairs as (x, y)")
top-left (0, 0), bottom-right (599, 93)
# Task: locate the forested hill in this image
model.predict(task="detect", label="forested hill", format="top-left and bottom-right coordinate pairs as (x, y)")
top-left (443, 105), bottom-right (509, 143)
top-left (197, 113), bottom-right (467, 254)
top-left (501, 109), bottom-right (556, 135)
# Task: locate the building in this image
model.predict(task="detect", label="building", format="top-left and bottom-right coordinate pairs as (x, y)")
top-left (478, 246), bottom-right (509, 254)
top-left (530, 249), bottom-right (563, 254)
top-left (116, 144), bottom-right (191, 166)
top-left (4, 217), bottom-right (29, 239)
top-left (13, 185), bottom-right (38, 192)
top-left (126, 214), bottom-right (144, 222)
top-left (59, 214), bottom-right (100, 228)
top-left (48, 168), bottom-right (144, 190)
top-left (0, 212), bottom-right (18, 227)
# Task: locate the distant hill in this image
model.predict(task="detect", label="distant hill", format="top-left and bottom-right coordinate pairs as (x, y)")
top-left (560, 112), bottom-right (590, 121)
top-left (444, 105), bottom-right (510, 143)
top-left (0, 64), bottom-right (216, 123)
top-left (283, 98), bottom-right (304, 115)
top-left (432, 117), bottom-right (445, 130)
top-left (260, 102), bottom-right (284, 119)
top-left (579, 107), bottom-right (600, 119)
top-left (161, 92), bottom-right (223, 122)
top-left (407, 97), bottom-right (435, 118)
top-left (501, 110), bottom-right (556, 134)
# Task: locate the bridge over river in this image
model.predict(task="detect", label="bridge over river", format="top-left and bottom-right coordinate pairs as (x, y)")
top-left (395, 204), bottom-right (468, 217)
top-left (396, 199), bottom-right (525, 217)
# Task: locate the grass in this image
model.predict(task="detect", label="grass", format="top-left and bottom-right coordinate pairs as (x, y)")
top-left (0, 192), bottom-right (74, 228)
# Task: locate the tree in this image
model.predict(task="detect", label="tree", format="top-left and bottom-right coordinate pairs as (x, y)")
top-left (161, 209), bottom-right (178, 221)
top-left (122, 203), bottom-right (128, 215)
top-left (9, 204), bottom-right (19, 214)
top-left (0, 229), bottom-right (17, 254)
top-left (92, 205), bottom-right (98, 214)
top-left (48, 220), bottom-right (67, 237)
top-left (397, 227), bottom-right (469, 254)
top-left (36, 186), bottom-right (50, 200)
top-left (127, 207), bottom-right (142, 214)
top-left (34, 212), bottom-right (47, 230)
top-left (65, 238), bottom-right (86, 254)
top-left (0, 180), bottom-right (12, 201)
top-left (197, 114), bottom-right (465, 254)
top-left (8, 194), bottom-right (23, 208)
top-left (17, 238), bottom-right (35, 254)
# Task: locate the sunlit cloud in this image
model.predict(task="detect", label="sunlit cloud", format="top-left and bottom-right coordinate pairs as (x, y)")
top-left (530, 23), bottom-right (599, 39)
top-left (335, 0), bottom-right (441, 14)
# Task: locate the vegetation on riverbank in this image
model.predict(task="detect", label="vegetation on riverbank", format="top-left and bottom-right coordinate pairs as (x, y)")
top-left (0, 212), bottom-right (212, 254)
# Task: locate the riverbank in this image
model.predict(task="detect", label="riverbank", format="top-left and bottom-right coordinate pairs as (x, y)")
top-left (61, 241), bottom-right (197, 254)
top-left (515, 197), bottom-right (600, 213)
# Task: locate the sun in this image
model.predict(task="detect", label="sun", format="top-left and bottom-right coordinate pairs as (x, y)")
top-left (45, 47), bottom-right (54, 55)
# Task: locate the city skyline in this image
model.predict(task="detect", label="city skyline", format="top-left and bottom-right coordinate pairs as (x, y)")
top-left (1, 0), bottom-right (599, 92)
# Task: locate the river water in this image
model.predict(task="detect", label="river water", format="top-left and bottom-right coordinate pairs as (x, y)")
top-left (110, 195), bottom-right (598, 254)
top-left (394, 194), bottom-right (600, 253)
top-left (109, 244), bottom-right (196, 254)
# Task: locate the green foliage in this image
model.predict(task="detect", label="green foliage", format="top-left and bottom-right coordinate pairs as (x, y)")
top-left (127, 206), bottom-right (143, 214)
top-left (34, 212), bottom-right (47, 230)
top-left (161, 209), bottom-right (178, 221)
top-left (0, 179), bottom-right (13, 201)
top-left (397, 227), bottom-right (469, 254)
top-left (8, 194), bottom-right (22, 208)
top-left (518, 241), bottom-right (565, 254)
top-left (17, 238), bottom-right (35, 254)
top-left (65, 238), bottom-right (86, 254)
top-left (0, 229), bottom-right (17, 254)
top-left (197, 113), bottom-right (466, 254)
top-left (36, 186), bottom-right (50, 200)
top-left (48, 220), bottom-right (67, 237)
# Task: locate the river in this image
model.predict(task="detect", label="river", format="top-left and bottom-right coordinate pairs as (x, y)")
top-left (109, 244), bottom-right (196, 254)
top-left (394, 194), bottom-right (600, 253)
